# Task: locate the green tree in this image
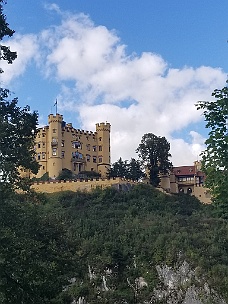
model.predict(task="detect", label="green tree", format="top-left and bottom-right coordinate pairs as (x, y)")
top-left (126, 158), bottom-right (144, 181)
top-left (136, 133), bottom-right (172, 187)
top-left (57, 168), bottom-right (74, 180)
top-left (0, 0), bottom-right (17, 74)
top-left (107, 157), bottom-right (128, 179)
top-left (0, 193), bottom-right (78, 304)
top-left (196, 85), bottom-right (228, 209)
top-left (0, 98), bottom-right (39, 192)
top-left (0, 1), bottom-right (39, 193)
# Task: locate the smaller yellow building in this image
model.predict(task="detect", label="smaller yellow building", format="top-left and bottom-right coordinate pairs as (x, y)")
top-left (34, 113), bottom-right (111, 179)
top-left (160, 161), bottom-right (211, 204)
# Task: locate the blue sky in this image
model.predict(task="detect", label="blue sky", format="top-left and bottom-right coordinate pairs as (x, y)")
top-left (1, 0), bottom-right (228, 165)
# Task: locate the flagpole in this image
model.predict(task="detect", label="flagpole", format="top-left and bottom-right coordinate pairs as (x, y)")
top-left (56, 99), bottom-right (57, 115)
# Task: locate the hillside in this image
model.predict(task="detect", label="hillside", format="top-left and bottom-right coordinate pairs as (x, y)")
top-left (1, 184), bottom-right (228, 303)
top-left (43, 184), bottom-right (228, 303)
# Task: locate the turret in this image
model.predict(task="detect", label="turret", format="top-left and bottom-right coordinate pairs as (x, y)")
top-left (96, 122), bottom-right (111, 177)
top-left (47, 114), bottom-right (63, 178)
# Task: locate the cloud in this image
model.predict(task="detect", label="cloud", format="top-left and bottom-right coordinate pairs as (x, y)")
top-left (0, 34), bottom-right (38, 85)
top-left (38, 10), bottom-right (225, 165)
top-left (1, 6), bottom-right (226, 166)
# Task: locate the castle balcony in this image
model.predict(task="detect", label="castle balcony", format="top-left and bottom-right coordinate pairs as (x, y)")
top-left (51, 140), bottom-right (58, 146)
top-left (71, 156), bottom-right (86, 163)
top-left (176, 180), bottom-right (194, 186)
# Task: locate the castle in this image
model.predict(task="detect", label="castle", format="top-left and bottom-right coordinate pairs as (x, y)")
top-left (34, 113), bottom-right (111, 179)
top-left (31, 113), bottom-right (211, 204)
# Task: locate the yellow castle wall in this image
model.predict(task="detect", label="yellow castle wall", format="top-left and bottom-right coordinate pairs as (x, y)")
top-left (34, 114), bottom-right (111, 179)
top-left (31, 177), bottom-right (136, 193)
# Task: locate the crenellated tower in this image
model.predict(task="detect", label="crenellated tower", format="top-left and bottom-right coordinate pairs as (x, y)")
top-left (47, 114), bottom-right (63, 178)
top-left (96, 122), bottom-right (111, 177)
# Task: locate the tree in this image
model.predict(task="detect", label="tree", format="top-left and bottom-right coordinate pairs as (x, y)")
top-left (0, 98), bottom-right (39, 191)
top-left (0, 0), bottom-right (17, 74)
top-left (126, 158), bottom-right (144, 181)
top-left (196, 85), bottom-right (228, 209)
top-left (136, 133), bottom-right (172, 187)
top-left (107, 157), bottom-right (128, 179)
top-left (107, 157), bottom-right (144, 181)
top-left (0, 1), bottom-right (39, 192)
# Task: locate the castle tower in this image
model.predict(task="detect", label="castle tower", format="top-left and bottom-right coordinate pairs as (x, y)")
top-left (96, 122), bottom-right (111, 177)
top-left (47, 114), bottom-right (63, 178)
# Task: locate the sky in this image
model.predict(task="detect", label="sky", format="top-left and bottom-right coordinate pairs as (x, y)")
top-left (1, 0), bottom-right (228, 166)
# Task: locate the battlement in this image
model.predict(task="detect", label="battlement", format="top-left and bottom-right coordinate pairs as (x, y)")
top-left (48, 113), bottom-right (63, 124)
top-left (31, 177), bottom-right (136, 193)
top-left (96, 122), bottom-right (111, 132)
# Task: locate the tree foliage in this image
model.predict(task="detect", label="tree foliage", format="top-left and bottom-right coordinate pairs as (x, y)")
top-left (136, 133), bottom-right (172, 186)
top-left (196, 85), bottom-right (228, 209)
top-left (107, 157), bottom-right (144, 181)
top-left (0, 193), bottom-right (78, 304)
top-left (0, 0), bottom-right (17, 74)
top-left (0, 97), bottom-right (39, 191)
top-left (0, 1), bottom-right (39, 192)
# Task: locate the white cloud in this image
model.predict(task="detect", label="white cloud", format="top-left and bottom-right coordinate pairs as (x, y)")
top-left (37, 10), bottom-right (226, 165)
top-left (1, 7), bottom-right (226, 166)
top-left (0, 34), bottom-right (38, 85)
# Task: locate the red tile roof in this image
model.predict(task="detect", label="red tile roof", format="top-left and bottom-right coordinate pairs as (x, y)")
top-left (172, 166), bottom-right (206, 178)
top-left (172, 166), bottom-right (195, 176)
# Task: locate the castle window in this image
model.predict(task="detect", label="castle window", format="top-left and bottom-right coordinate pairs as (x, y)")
top-left (52, 148), bottom-right (57, 156)
top-left (61, 151), bottom-right (65, 158)
top-left (93, 145), bottom-right (96, 152)
top-left (99, 145), bottom-right (102, 151)
top-left (43, 166), bottom-right (45, 170)
top-left (99, 137), bottom-right (102, 141)
top-left (38, 143), bottom-right (41, 149)
top-left (86, 144), bottom-right (90, 151)
top-left (72, 141), bottom-right (81, 149)
top-left (42, 142), bottom-right (45, 148)
top-left (93, 156), bottom-right (97, 163)
top-left (53, 128), bottom-right (57, 133)
top-left (37, 153), bottom-right (41, 160)
top-left (42, 133), bottom-right (45, 137)
top-left (42, 152), bottom-right (45, 159)
top-left (98, 157), bottom-right (102, 163)
top-left (61, 140), bottom-right (65, 147)
top-left (86, 154), bottom-right (90, 162)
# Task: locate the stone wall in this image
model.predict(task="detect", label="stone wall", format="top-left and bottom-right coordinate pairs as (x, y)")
top-left (31, 177), bottom-right (136, 193)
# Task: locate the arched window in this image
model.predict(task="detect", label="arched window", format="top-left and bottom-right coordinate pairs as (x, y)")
top-left (187, 187), bottom-right (192, 194)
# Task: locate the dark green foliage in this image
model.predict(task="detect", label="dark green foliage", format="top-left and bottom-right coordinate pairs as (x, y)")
top-left (136, 133), bottom-right (172, 186)
top-left (108, 157), bottom-right (128, 178)
top-left (1, 185), bottom-right (228, 302)
top-left (196, 85), bottom-right (228, 210)
top-left (107, 157), bottom-right (144, 181)
top-left (57, 168), bottom-right (74, 180)
top-left (0, 0), bottom-right (17, 73)
top-left (0, 192), bottom-right (78, 304)
top-left (0, 98), bottom-right (39, 191)
top-left (40, 185), bottom-right (228, 302)
top-left (0, 1), bottom-right (38, 192)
